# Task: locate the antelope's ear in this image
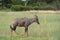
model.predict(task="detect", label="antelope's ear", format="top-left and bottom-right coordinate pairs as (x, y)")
top-left (34, 15), bottom-right (38, 18)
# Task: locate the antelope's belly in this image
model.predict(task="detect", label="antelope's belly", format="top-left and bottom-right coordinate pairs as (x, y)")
top-left (17, 24), bottom-right (25, 27)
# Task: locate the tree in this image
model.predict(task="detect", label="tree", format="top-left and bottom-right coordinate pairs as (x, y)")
top-left (3, 0), bottom-right (12, 8)
top-left (55, 0), bottom-right (60, 10)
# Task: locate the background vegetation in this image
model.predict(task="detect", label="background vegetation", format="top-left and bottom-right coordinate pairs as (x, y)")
top-left (0, 0), bottom-right (60, 11)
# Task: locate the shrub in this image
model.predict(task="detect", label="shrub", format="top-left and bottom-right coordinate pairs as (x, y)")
top-left (11, 5), bottom-right (34, 11)
top-left (11, 5), bottom-right (55, 11)
top-left (11, 5), bottom-right (23, 11)
top-left (42, 5), bottom-right (55, 10)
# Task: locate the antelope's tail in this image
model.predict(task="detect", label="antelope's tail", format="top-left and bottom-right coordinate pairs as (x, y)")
top-left (10, 25), bottom-right (13, 30)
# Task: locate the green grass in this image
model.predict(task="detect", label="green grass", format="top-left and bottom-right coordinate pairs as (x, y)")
top-left (0, 12), bottom-right (60, 40)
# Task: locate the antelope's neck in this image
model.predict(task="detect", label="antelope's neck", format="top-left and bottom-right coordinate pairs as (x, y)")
top-left (30, 18), bottom-right (35, 24)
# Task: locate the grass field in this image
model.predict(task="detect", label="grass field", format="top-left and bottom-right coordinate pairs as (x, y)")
top-left (0, 11), bottom-right (60, 40)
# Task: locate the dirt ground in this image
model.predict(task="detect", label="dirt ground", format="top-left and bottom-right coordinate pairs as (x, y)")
top-left (24, 10), bottom-right (60, 14)
top-left (0, 10), bottom-right (60, 14)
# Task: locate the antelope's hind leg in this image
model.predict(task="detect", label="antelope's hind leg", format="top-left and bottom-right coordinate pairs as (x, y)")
top-left (14, 30), bottom-right (19, 35)
top-left (10, 25), bottom-right (18, 36)
top-left (11, 29), bottom-right (19, 36)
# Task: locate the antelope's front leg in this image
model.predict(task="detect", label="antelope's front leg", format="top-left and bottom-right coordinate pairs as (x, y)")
top-left (25, 27), bottom-right (28, 36)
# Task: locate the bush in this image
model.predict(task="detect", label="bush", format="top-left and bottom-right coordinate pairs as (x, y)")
top-left (33, 6), bottom-right (39, 10)
top-left (0, 6), bottom-right (2, 10)
top-left (11, 5), bottom-right (23, 11)
top-left (11, 5), bottom-right (33, 11)
top-left (41, 5), bottom-right (55, 10)
top-left (11, 5), bottom-right (55, 11)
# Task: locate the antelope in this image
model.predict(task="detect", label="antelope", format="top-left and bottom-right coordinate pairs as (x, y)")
top-left (10, 15), bottom-right (40, 36)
